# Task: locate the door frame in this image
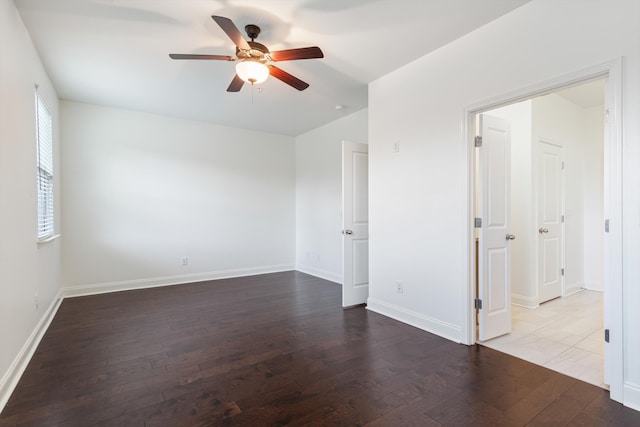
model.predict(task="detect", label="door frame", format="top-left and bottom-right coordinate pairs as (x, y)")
top-left (460, 58), bottom-right (624, 402)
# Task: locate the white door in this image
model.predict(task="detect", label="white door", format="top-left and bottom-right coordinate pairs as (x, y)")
top-left (537, 140), bottom-right (564, 303)
top-left (477, 114), bottom-right (513, 341)
top-left (342, 141), bottom-right (369, 307)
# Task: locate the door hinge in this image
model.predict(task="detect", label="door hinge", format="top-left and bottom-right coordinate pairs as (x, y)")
top-left (474, 298), bottom-right (483, 310)
top-left (605, 329), bottom-right (610, 343)
top-left (474, 136), bottom-right (483, 147)
top-left (561, 215), bottom-right (565, 223)
top-left (605, 219), bottom-right (610, 233)
top-left (561, 161), bottom-right (565, 170)
top-left (474, 218), bottom-right (482, 228)
top-left (561, 268), bottom-right (565, 276)
top-left (605, 109), bottom-right (610, 124)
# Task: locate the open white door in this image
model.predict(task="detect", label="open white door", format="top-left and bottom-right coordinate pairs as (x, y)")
top-left (342, 141), bottom-right (369, 307)
top-left (537, 140), bottom-right (564, 303)
top-left (477, 114), bottom-right (512, 341)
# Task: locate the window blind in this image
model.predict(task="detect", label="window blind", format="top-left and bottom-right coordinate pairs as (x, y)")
top-left (36, 92), bottom-right (54, 240)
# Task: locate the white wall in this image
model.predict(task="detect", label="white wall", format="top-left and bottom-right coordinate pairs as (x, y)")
top-left (367, 0), bottom-right (640, 408)
top-left (485, 101), bottom-right (534, 307)
top-left (0, 0), bottom-right (61, 409)
top-left (61, 101), bottom-right (295, 294)
top-left (583, 105), bottom-right (605, 291)
top-left (295, 109), bottom-right (368, 283)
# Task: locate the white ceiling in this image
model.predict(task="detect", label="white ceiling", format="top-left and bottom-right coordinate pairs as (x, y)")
top-left (555, 79), bottom-right (605, 109)
top-left (15, 0), bottom-right (531, 136)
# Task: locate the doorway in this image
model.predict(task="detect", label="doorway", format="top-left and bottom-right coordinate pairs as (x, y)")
top-left (465, 61), bottom-right (623, 401)
top-left (476, 79), bottom-right (606, 384)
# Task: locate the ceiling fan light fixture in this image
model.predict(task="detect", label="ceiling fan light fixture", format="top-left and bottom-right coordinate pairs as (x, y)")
top-left (235, 60), bottom-right (269, 85)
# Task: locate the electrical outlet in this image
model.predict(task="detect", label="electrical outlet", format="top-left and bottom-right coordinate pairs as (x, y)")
top-left (34, 293), bottom-right (39, 309)
top-left (181, 257), bottom-right (188, 266)
top-left (393, 140), bottom-right (400, 153)
top-left (396, 281), bottom-right (403, 294)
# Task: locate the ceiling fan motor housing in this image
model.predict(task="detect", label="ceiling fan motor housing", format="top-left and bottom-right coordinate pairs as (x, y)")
top-left (245, 24), bottom-right (261, 40)
top-left (236, 41), bottom-right (270, 60)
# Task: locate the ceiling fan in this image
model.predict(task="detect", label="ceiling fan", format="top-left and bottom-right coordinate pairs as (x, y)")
top-left (170, 15), bottom-right (324, 92)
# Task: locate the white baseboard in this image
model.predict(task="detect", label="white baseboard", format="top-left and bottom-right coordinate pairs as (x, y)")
top-left (511, 293), bottom-right (539, 309)
top-left (366, 297), bottom-right (461, 343)
top-left (294, 264), bottom-right (342, 284)
top-left (0, 290), bottom-right (63, 413)
top-left (583, 282), bottom-right (604, 292)
top-left (62, 264), bottom-right (295, 298)
top-left (624, 381), bottom-right (640, 411)
top-left (564, 282), bottom-right (584, 297)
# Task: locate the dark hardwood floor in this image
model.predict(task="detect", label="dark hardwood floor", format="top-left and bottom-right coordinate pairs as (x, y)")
top-left (1, 271), bottom-right (638, 426)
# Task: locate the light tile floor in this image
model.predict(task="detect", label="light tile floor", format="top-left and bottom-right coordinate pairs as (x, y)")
top-left (479, 290), bottom-right (606, 388)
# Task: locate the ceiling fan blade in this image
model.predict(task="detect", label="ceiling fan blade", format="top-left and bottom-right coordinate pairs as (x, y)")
top-left (227, 74), bottom-right (244, 92)
top-left (211, 15), bottom-right (251, 51)
top-left (169, 54), bottom-right (233, 61)
top-left (270, 47), bottom-right (324, 62)
top-left (269, 66), bottom-right (310, 91)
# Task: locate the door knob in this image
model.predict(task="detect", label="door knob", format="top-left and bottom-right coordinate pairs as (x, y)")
top-left (505, 234), bottom-right (516, 240)
top-left (538, 228), bottom-right (549, 234)
top-left (342, 229), bottom-right (353, 235)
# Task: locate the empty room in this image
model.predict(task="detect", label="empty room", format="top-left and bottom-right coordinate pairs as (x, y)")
top-left (2, 0), bottom-right (640, 425)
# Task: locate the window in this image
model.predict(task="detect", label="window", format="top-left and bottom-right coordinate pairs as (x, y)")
top-left (36, 92), bottom-right (54, 240)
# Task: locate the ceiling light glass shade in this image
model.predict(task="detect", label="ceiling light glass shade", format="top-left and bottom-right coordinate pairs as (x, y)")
top-left (235, 61), bottom-right (269, 84)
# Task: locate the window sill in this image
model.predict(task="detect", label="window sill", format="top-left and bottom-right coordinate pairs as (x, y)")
top-left (37, 234), bottom-right (61, 245)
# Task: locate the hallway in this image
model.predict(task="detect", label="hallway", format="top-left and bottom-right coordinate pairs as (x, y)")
top-left (480, 290), bottom-right (604, 388)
